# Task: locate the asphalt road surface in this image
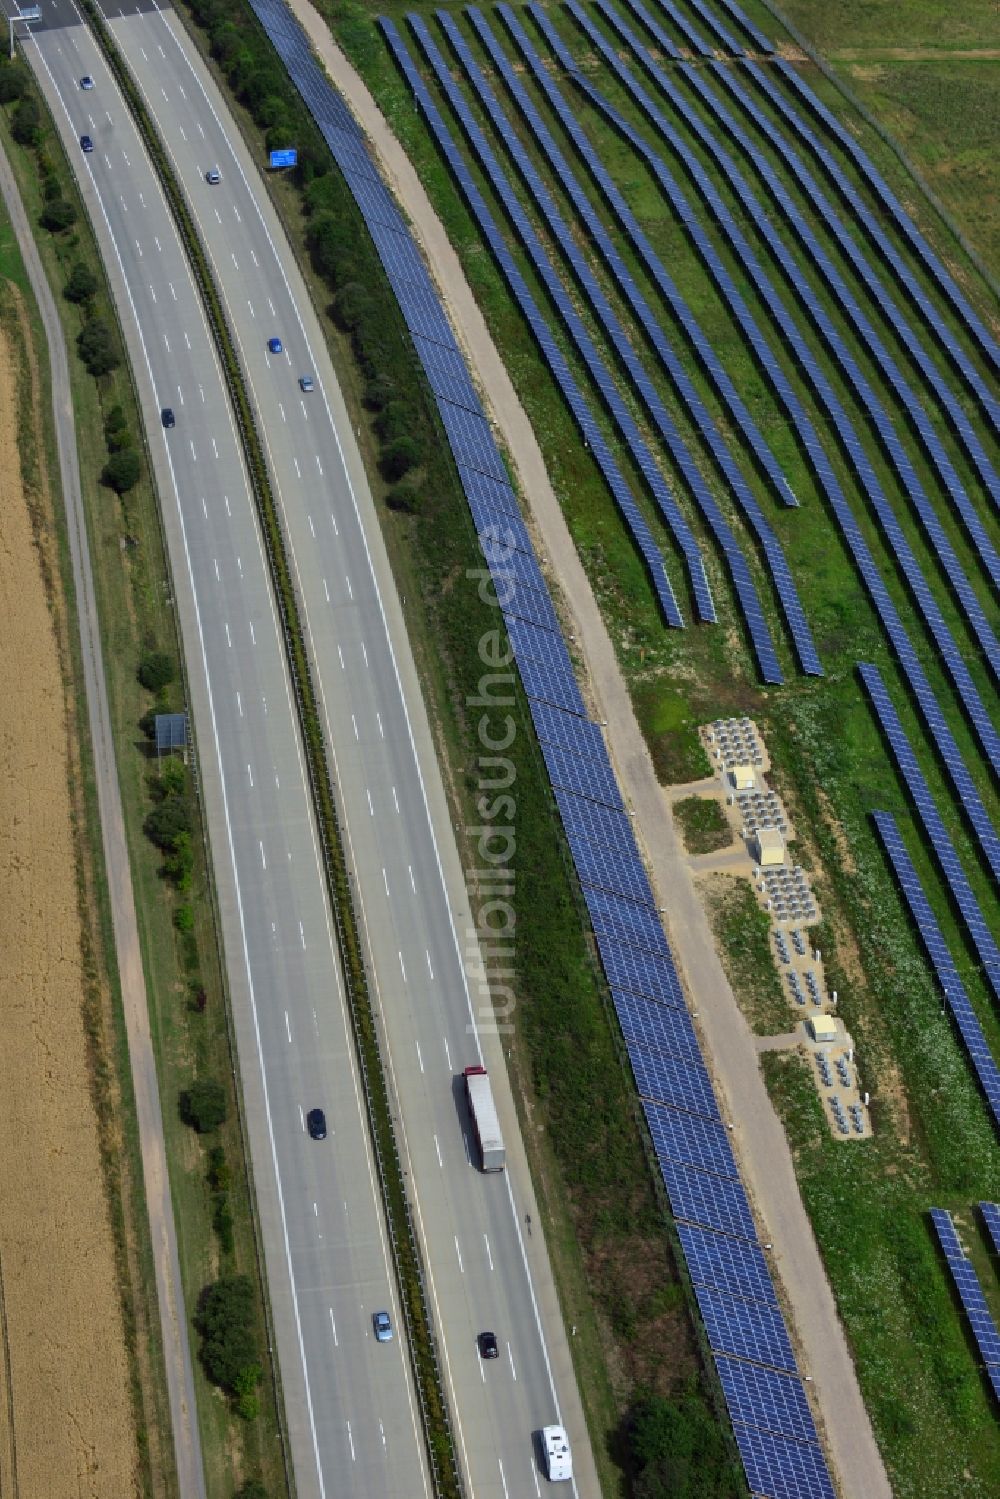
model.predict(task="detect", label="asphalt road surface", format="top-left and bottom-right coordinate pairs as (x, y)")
top-left (25, 3), bottom-right (596, 1496)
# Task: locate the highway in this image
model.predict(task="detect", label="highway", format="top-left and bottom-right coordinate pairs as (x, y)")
top-left (24, 2), bottom-right (595, 1496)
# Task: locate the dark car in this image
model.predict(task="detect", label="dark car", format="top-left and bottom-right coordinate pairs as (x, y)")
top-left (80, 76), bottom-right (95, 91)
top-left (478, 1331), bottom-right (499, 1360)
top-left (80, 134), bottom-right (94, 153)
top-left (206, 168), bottom-right (221, 185)
top-left (161, 407), bottom-right (175, 429)
top-left (372, 1310), bottom-right (393, 1343)
top-left (267, 336), bottom-right (283, 355)
top-left (306, 1108), bottom-right (327, 1141)
top-left (299, 375), bottom-right (315, 393)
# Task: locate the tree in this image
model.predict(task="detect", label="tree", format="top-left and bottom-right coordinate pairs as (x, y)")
top-left (144, 798), bottom-right (192, 850)
top-left (364, 373), bottom-right (396, 412)
top-left (382, 435), bottom-right (420, 482)
top-left (77, 317), bottom-right (120, 376)
top-left (182, 1078), bottom-right (228, 1134)
top-left (375, 400), bottom-right (411, 446)
top-left (138, 649), bottom-right (176, 693)
top-left (0, 65), bottom-right (27, 105)
top-left (102, 447), bottom-right (143, 494)
top-left (195, 1275), bottom-right (259, 1392)
top-left (11, 94), bottom-right (40, 145)
top-left (64, 262), bottom-right (99, 304)
top-left (334, 281), bottom-right (372, 332)
top-left (39, 199), bottom-right (77, 234)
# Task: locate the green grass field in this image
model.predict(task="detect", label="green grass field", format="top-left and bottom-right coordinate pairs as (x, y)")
top-left (317, 2), bottom-right (1000, 1493)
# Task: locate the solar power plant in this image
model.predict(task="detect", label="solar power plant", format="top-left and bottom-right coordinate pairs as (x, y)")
top-left (494, 5), bottom-right (800, 514)
top-left (677, 1222), bottom-right (778, 1306)
top-left (733, 1423), bottom-right (837, 1499)
top-left (710, 0), bottom-right (775, 52)
top-left (931, 1209), bottom-right (1000, 1367)
top-left (872, 812), bottom-right (1000, 1127)
top-left (673, 0), bottom-right (747, 54)
top-left (528, 3), bottom-right (1000, 786)
top-left (693, 1283), bottom-right (798, 1372)
top-left (463, 8), bottom-right (822, 680)
top-left (642, 1096), bottom-right (741, 1179)
top-left (860, 666), bottom-right (1000, 998)
top-left (703, 57), bottom-right (1000, 538)
top-left (628, 1040), bottom-right (721, 1120)
top-left (556, 790), bottom-right (639, 850)
top-left (599, 935), bottom-right (687, 1007)
top-left (412, 8), bottom-right (786, 681)
top-left (529, 701), bottom-right (608, 762)
top-left (715, 1357), bottom-right (819, 1444)
top-left (661, 1156), bottom-right (760, 1242)
top-left (772, 58), bottom-right (1000, 392)
top-left (539, 739), bottom-right (626, 810)
top-left (584, 889), bottom-right (673, 955)
top-left (981, 1203), bottom-right (1000, 1259)
top-left (617, 991), bottom-right (706, 1066)
top-left (382, 22), bottom-right (691, 632)
top-left (568, 1), bottom-right (1000, 711)
top-left (653, 0), bottom-right (714, 57)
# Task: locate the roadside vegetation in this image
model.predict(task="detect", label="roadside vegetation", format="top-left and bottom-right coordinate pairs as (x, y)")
top-left (0, 40), bottom-right (288, 1499)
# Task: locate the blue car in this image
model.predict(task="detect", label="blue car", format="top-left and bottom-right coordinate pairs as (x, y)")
top-left (80, 76), bottom-right (95, 91)
top-left (267, 336), bottom-right (283, 355)
top-left (372, 1310), bottom-right (392, 1343)
top-left (80, 134), bottom-right (94, 153)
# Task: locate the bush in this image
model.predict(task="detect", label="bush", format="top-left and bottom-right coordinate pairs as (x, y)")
top-left (64, 262), bottom-right (98, 303)
top-left (138, 649), bottom-right (176, 693)
top-left (11, 94), bottom-right (40, 145)
top-left (139, 707), bottom-right (159, 740)
top-left (144, 797), bottom-right (192, 849)
top-left (182, 1078), bottom-right (228, 1133)
top-left (174, 903), bottom-right (195, 934)
top-left (102, 447), bottom-right (143, 494)
top-left (77, 317), bottom-right (120, 376)
top-left (0, 65), bottom-right (27, 104)
top-left (195, 1275), bottom-right (260, 1393)
top-left (375, 400), bottom-right (411, 446)
top-left (382, 435), bottom-right (420, 482)
top-left (364, 373), bottom-right (396, 411)
top-left (213, 1192), bottom-right (235, 1255)
top-left (387, 474), bottom-right (422, 515)
top-left (40, 199), bottom-right (78, 234)
top-left (626, 1390), bottom-right (741, 1499)
top-left (163, 832), bottom-right (194, 891)
top-left (234, 1479), bottom-right (267, 1499)
top-left (207, 1145), bottom-right (230, 1192)
top-left (159, 757), bottom-right (187, 797)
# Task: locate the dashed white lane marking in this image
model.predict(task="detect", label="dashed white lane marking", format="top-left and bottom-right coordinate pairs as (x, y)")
top-left (331, 514), bottom-right (338, 536)
top-left (299, 921), bottom-right (306, 950)
top-left (234, 205), bottom-right (241, 224)
top-left (329, 1309), bottom-right (338, 1347)
top-left (236, 691), bottom-right (243, 717)
top-left (351, 714), bottom-right (359, 741)
top-left (324, 579), bottom-right (331, 604)
top-left (247, 300), bottom-right (255, 319)
top-left (201, 496), bottom-right (208, 519)
top-left (345, 575), bottom-right (353, 600)
top-left (231, 253), bottom-right (238, 269)
top-left (426, 950), bottom-right (434, 980)
top-left (259, 841), bottom-right (266, 870)
top-left (376, 711), bottom-right (384, 739)
top-left (213, 558), bottom-right (220, 581)
top-left (224, 495), bottom-right (231, 516)
top-left (249, 622), bottom-right (256, 644)
top-left (211, 438), bottom-right (218, 457)
top-left (315, 454), bottom-right (323, 476)
top-left (507, 1343), bottom-right (517, 1382)
top-left (224, 622), bottom-right (231, 647)
top-left (444, 1037), bottom-right (452, 1071)
top-left (434, 1134), bottom-right (443, 1168)
top-left (308, 514), bottom-right (316, 538)
top-left (379, 1421), bottom-right (386, 1450)
top-left (163, 333), bottom-right (170, 352)
top-left (247, 764), bottom-right (254, 787)
top-left (154, 236), bottom-right (161, 252)
top-left (382, 867), bottom-right (390, 898)
top-left (279, 403), bottom-right (286, 424)
top-left (337, 644), bottom-right (344, 669)
top-left (135, 239), bottom-right (143, 258)
top-left (250, 248), bottom-right (258, 267)
top-left (367, 788), bottom-right (374, 816)
top-left (408, 866), bottom-right (416, 893)
top-left (293, 457), bottom-right (301, 478)
top-left (484, 1234), bottom-right (494, 1271)
top-left (168, 282), bottom-right (177, 300)
top-left (360, 640), bottom-right (368, 666)
top-left (415, 1040), bottom-right (423, 1073)
top-left (284, 1011), bottom-right (291, 1044)
top-left (392, 786), bottom-right (400, 814)
top-left (398, 950), bottom-right (406, 982)
top-left (454, 1236), bottom-right (464, 1274)
top-left (346, 1423), bottom-right (355, 1462)
top-left (184, 333), bottom-right (191, 350)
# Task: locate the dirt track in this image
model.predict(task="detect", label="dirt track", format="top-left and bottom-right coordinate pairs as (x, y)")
top-left (0, 302), bottom-right (138, 1497)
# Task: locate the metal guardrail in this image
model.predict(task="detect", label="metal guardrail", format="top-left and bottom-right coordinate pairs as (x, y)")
top-left (77, 4), bottom-right (464, 1493)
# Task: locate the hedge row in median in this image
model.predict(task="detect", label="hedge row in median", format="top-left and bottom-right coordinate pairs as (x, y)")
top-left (78, 5), bottom-right (462, 1493)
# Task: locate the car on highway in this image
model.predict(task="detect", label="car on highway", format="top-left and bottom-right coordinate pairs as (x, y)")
top-left (80, 134), bottom-right (94, 153)
top-left (372, 1310), bottom-right (393, 1343)
top-left (206, 168), bottom-right (221, 185)
top-left (80, 76), bottom-right (95, 91)
top-left (267, 336), bottom-right (283, 355)
top-left (478, 1331), bottom-right (499, 1360)
top-left (161, 407), bottom-right (176, 429)
top-left (299, 375), bottom-right (314, 392)
top-left (306, 1108), bottom-right (327, 1140)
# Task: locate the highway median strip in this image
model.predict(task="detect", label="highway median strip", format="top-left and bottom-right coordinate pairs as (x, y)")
top-left (77, 4), bottom-right (463, 1494)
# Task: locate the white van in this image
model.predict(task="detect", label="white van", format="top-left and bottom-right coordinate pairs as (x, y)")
top-left (541, 1425), bottom-right (572, 1482)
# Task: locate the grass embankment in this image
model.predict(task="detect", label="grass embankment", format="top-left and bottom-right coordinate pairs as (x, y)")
top-left (320, 5), bottom-right (1000, 1495)
top-left (0, 41), bottom-right (288, 1499)
top-left (673, 796), bottom-right (732, 855)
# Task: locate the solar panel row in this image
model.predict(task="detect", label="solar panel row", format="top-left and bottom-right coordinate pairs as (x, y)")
top-left (872, 812), bottom-right (1000, 1128)
top-left (567, 0), bottom-right (1000, 760)
top-left (653, 0), bottom-right (714, 57)
top-left (706, 58), bottom-right (1000, 551)
top-left (245, 6), bottom-right (829, 1490)
top-left (495, 5), bottom-right (796, 514)
top-left (466, 7), bottom-right (821, 680)
top-left (391, 19), bottom-right (712, 635)
top-left (709, 0), bottom-right (775, 53)
top-left (772, 59), bottom-right (1000, 394)
top-left (860, 668), bottom-right (1000, 1002)
top-left (931, 1208), bottom-right (1000, 1367)
top-left (980, 1203), bottom-right (1000, 1259)
top-left (675, 0), bottom-right (747, 55)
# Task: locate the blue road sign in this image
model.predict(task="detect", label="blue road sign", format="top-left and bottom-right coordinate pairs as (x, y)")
top-left (269, 148), bottom-right (298, 168)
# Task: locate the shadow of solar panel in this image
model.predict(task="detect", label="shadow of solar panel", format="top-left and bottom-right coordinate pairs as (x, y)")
top-left (677, 1223), bottom-right (778, 1305)
top-left (516, 656), bottom-right (587, 717)
top-left (661, 1158), bottom-right (758, 1241)
top-left (715, 1356), bottom-right (818, 1444)
top-left (568, 831), bottom-right (654, 904)
top-left (598, 934), bottom-right (685, 1006)
top-left (530, 704), bottom-right (607, 764)
top-left (733, 1422), bottom-right (837, 1499)
top-left (616, 989), bottom-right (700, 1057)
top-left (584, 887), bottom-right (671, 953)
top-left (693, 1283), bottom-right (798, 1372)
top-left (627, 1040), bottom-right (719, 1119)
top-left (643, 1098), bottom-right (740, 1179)
top-left (541, 742), bottom-right (625, 809)
top-left (980, 1203), bottom-right (1000, 1258)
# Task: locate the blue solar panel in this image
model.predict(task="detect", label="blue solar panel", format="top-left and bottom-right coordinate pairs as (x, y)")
top-left (660, 1158), bottom-right (758, 1242)
top-left (873, 812), bottom-right (1000, 1128)
top-left (617, 991), bottom-right (702, 1062)
top-left (540, 740), bottom-right (625, 810)
top-left (628, 1039), bottom-right (720, 1120)
top-left (693, 1283), bottom-right (798, 1372)
top-left (529, 702), bottom-right (607, 763)
top-left (556, 789), bottom-right (639, 849)
top-left (702, 57), bottom-right (1000, 556)
top-left (544, 2), bottom-right (1000, 775)
top-left (585, 887), bottom-right (672, 954)
top-left (678, 1222), bottom-right (778, 1306)
top-left (709, 0), bottom-right (774, 52)
top-left (457, 464), bottom-right (522, 518)
top-left (981, 1203), bottom-right (1000, 1259)
top-left (471, 505), bottom-right (534, 558)
top-left (643, 1097), bottom-right (740, 1180)
top-left (733, 1423), bottom-right (837, 1499)
top-left (715, 1356), bottom-right (819, 1444)
top-left (861, 669), bottom-right (1000, 1000)
top-left (568, 829), bottom-right (656, 905)
top-left (433, 11), bottom-right (785, 683)
top-left (516, 655), bottom-right (588, 717)
top-left (932, 1209), bottom-right (1000, 1367)
top-left (598, 934), bottom-right (685, 1006)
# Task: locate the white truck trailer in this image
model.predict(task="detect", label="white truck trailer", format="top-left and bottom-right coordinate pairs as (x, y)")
top-left (463, 1065), bottom-right (505, 1172)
